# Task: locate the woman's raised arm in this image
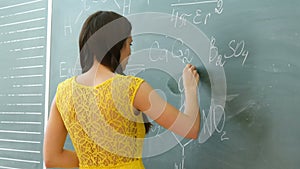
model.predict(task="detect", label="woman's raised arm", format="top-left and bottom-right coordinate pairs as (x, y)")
top-left (134, 64), bottom-right (200, 139)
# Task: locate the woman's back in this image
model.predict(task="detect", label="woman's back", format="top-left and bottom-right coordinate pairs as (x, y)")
top-left (55, 74), bottom-right (145, 168)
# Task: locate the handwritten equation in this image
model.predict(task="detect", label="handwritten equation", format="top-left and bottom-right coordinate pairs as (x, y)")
top-left (209, 36), bottom-right (249, 67)
top-left (149, 38), bottom-right (192, 64)
top-left (170, 0), bottom-right (223, 27)
top-left (201, 103), bottom-right (229, 141)
top-left (64, 0), bottom-right (133, 37)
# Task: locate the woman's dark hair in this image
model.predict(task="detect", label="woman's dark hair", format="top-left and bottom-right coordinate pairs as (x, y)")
top-left (79, 11), bottom-right (152, 133)
top-left (79, 11), bottom-right (128, 73)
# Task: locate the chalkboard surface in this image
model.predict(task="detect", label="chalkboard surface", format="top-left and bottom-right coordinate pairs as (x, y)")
top-left (49, 0), bottom-right (300, 168)
top-left (1, 0), bottom-right (300, 169)
top-left (51, 0), bottom-right (300, 169)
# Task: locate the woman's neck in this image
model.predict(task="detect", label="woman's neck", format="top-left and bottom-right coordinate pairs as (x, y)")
top-left (76, 63), bottom-right (115, 86)
top-left (91, 63), bottom-right (113, 74)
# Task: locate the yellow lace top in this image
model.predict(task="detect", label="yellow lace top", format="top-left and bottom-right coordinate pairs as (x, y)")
top-left (56, 74), bottom-right (146, 169)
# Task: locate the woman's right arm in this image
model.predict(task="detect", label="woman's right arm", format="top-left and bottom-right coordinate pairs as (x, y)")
top-left (134, 64), bottom-right (200, 139)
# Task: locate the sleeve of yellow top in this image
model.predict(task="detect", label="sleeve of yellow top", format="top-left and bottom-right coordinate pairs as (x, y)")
top-left (55, 83), bottom-right (62, 113)
top-left (55, 82), bottom-right (66, 120)
top-left (54, 82), bottom-right (69, 125)
top-left (130, 77), bottom-right (145, 107)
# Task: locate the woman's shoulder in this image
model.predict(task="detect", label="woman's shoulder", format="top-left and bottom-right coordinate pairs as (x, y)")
top-left (116, 74), bottom-right (145, 85)
top-left (56, 76), bottom-right (76, 90)
top-left (117, 73), bottom-right (144, 81)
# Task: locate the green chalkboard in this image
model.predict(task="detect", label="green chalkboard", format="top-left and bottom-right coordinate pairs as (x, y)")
top-left (0, 0), bottom-right (49, 168)
top-left (49, 0), bottom-right (300, 168)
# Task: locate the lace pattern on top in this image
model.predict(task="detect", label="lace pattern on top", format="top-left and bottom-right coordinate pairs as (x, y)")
top-left (56, 74), bottom-right (145, 168)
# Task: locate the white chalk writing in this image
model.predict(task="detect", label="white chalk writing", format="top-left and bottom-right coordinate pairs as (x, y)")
top-left (148, 38), bottom-right (193, 64)
top-left (209, 36), bottom-right (249, 67)
top-left (170, 0), bottom-right (224, 27)
top-left (201, 103), bottom-right (229, 142)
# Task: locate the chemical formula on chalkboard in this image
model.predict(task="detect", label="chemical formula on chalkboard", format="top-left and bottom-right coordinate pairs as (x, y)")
top-left (209, 36), bottom-right (249, 67)
top-left (170, 0), bottom-right (223, 27)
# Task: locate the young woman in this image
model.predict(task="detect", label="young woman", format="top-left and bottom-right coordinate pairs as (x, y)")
top-left (43, 11), bottom-right (200, 169)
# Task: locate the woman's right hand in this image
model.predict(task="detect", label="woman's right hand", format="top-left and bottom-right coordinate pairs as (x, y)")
top-left (182, 64), bottom-right (200, 91)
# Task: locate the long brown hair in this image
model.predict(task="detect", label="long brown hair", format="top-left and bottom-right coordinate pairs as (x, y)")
top-left (79, 11), bottom-right (151, 133)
